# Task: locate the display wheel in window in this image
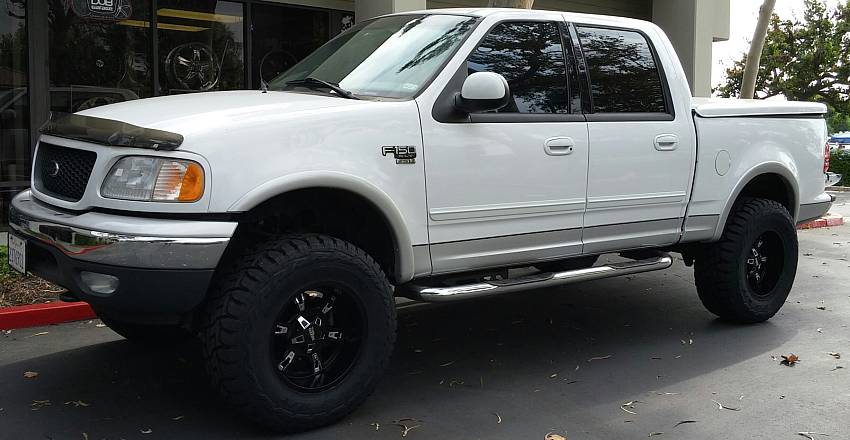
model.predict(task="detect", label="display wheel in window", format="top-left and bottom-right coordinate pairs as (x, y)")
top-left (165, 42), bottom-right (221, 92)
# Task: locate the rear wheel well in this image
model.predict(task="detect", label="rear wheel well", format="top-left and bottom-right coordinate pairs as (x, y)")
top-left (735, 173), bottom-right (795, 217)
top-left (223, 188), bottom-right (398, 283)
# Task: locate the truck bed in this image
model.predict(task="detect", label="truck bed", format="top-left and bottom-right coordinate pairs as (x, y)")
top-left (692, 97), bottom-right (827, 118)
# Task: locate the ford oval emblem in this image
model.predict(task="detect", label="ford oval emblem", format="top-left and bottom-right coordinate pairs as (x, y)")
top-left (49, 160), bottom-right (60, 177)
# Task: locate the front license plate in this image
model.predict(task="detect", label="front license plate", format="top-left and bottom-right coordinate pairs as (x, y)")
top-left (7, 234), bottom-right (26, 274)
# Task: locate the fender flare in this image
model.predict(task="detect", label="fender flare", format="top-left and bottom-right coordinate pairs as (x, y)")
top-left (228, 171), bottom-right (416, 283)
top-left (711, 162), bottom-right (799, 241)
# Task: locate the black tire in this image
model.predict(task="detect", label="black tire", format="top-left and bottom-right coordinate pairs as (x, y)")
top-left (201, 234), bottom-right (396, 432)
top-left (535, 255), bottom-right (599, 273)
top-left (99, 315), bottom-right (190, 345)
top-left (694, 198), bottom-right (798, 323)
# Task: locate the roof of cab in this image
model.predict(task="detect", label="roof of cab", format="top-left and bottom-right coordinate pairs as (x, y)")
top-left (383, 7), bottom-right (655, 29)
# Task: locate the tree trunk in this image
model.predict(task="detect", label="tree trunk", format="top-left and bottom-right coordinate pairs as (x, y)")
top-left (488, 0), bottom-right (534, 8)
top-left (741, 0), bottom-right (776, 99)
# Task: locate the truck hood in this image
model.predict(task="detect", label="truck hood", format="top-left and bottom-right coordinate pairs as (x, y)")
top-left (74, 90), bottom-right (370, 144)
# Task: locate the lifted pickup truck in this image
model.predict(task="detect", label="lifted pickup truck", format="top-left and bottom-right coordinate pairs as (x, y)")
top-left (8, 8), bottom-right (839, 432)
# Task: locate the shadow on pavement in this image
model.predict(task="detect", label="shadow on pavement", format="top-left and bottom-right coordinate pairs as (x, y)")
top-left (0, 270), bottom-right (796, 439)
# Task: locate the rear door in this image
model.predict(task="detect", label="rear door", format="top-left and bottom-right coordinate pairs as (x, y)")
top-left (572, 24), bottom-right (695, 253)
top-left (422, 17), bottom-right (590, 273)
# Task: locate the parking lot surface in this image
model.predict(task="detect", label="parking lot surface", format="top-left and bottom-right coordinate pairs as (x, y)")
top-left (1, 193), bottom-right (848, 439)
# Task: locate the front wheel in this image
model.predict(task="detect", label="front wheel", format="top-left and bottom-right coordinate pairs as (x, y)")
top-left (201, 234), bottom-right (396, 432)
top-left (694, 198), bottom-right (798, 323)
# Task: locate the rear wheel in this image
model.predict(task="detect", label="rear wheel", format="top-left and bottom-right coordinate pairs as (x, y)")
top-left (694, 198), bottom-right (798, 323)
top-left (201, 234), bottom-right (396, 432)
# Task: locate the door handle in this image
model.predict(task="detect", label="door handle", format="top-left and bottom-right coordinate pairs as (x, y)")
top-left (544, 137), bottom-right (575, 156)
top-left (654, 134), bottom-right (679, 151)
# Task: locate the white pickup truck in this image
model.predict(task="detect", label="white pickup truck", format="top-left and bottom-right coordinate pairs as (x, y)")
top-left (8, 8), bottom-right (840, 432)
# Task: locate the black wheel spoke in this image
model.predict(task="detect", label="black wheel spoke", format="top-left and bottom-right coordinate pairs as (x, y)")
top-left (271, 286), bottom-right (364, 392)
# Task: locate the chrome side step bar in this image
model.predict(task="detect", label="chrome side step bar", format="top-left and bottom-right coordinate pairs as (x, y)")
top-left (398, 252), bottom-right (674, 302)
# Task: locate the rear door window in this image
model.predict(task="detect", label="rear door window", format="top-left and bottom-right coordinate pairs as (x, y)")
top-left (576, 26), bottom-right (667, 114)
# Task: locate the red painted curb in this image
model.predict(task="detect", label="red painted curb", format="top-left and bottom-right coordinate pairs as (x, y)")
top-left (798, 213), bottom-right (844, 230)
top-left (0, 302), bottom-right (96, 330)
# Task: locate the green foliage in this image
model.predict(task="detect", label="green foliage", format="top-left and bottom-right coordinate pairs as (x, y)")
top-left (716, 0), bottom-right (850, 133)
top-left (0, 245), bottom-right (20, 281)
top-left (829, 149), bottom-right (850, 186)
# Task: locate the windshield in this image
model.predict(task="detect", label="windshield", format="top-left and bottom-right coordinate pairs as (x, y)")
top-left (269, 14), bottom-right (478, 99)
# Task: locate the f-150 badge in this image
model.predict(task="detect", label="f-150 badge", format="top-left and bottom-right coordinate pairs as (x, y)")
top-left (382, 146), bottom-right (416, 164)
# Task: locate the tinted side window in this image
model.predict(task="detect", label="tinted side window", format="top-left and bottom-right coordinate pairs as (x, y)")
top-left (467, 22), bottom-right (569, 114)
top-left (576, 27), bottom-right (666, 113)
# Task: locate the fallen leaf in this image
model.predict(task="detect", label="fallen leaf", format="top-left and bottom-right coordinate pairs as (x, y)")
top-left (28, 332), bottom-right (49, 337)
top-left (621, 400), bottom-right (642, 415)
top-left (829, 366), bottom-right (844, 371)
top-left (393, 423), bottom-right (420, 437)
top-left (817, 306), bottom-right (827, 310)
top-left (587, 355), bottom-right (612, 362)
top-left (370, 422), bottom-right (380, 431)
top-left (140, 428), bottom-right (153, 434)
top-left (493, 413), bottom-right (502, 424)
top-left (711, 399), bottom-right (740, 411)
top-left (30, 400), bottom-right (51, 410)
top-left (648, 432), bottom-right (664, 437)
top-left (545, 433), bottom-right (567, 440)
top-left (797, 432), bottom-right (829, 440)
top-left (82, 433), bottom-right (88, 440)
top-left (439, 361), bottom-right (455, 367)
top-left (64, 400), bottom-right (89, 407)
top-left (23, 371), bottom-right (39, 379)
top-left (674, 420), bottom-right (697, 428)
top-left (828, 352), bottom-right (841, 359)
top-left (172, 415), bottom-right (185, 421)
top-left (781, 354), bottom-right (800, 366)
top-left (95, 324), bottom-right (106, 328)
top-left (550, 373), bottom-right (558, 378)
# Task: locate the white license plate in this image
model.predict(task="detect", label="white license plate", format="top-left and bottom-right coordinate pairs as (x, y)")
top-left (7, 234), bottom-right (26, 274)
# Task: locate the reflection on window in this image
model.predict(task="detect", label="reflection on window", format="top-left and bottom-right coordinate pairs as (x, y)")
top-left (468, 22), bottom-right (569, 114)
top-left (48, 0), bottom-right (151, 113)
top-left (1, 0), bottom-right (29, 230)
top-left (157, 1), bottom-right (244, 95)
top-left (271, 15), bottom-right (477, 99)
top-left (252, 4), bottom-right (329, 89)
top-left (577, 27), bottom-right (666, 114)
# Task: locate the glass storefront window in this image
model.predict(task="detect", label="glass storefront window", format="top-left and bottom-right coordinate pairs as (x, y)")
top-left (48, 0), bottom-right (153, 112)
top-left (251, 4), bottom-right (329, 89)
top-left (1, 0), bottom-right (28, 230)
top-left (157, 1), bottom-right (244, 95)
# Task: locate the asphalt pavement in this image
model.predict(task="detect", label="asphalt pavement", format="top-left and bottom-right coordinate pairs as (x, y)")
top-left (1, 194), bottom-right (848, 440)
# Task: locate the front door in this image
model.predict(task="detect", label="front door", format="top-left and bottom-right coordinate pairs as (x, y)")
top-left (421, 18), bottom-right (590, 274)
top-left (573, 25), bottom-right (695, 253)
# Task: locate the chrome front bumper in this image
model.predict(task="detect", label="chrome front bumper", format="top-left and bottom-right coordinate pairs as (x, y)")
top-left (9, 190), bottom-right (236, 270)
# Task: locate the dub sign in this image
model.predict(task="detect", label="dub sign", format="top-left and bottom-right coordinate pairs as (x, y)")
top-left (71, 0), bottom-right (132, 21)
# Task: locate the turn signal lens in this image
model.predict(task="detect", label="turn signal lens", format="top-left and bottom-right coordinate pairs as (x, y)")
top-left (102, 157), bottom-right (204, 202)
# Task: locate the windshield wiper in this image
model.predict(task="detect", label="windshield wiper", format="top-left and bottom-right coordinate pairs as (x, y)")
top-left (285, 77), bottom-right (359, 100)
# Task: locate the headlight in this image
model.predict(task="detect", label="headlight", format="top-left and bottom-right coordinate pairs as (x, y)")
top-left (101, 156), bottom-right (204, 202)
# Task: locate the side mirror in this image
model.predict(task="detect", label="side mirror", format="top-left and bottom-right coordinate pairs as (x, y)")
top-left (455, 72), bottom-right (510, 113)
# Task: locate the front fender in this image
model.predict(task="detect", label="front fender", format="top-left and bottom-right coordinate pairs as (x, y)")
top-left (229, 171), bottom-right (416, 283)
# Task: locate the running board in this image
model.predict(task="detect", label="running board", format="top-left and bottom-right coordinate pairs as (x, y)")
top-left (398, 252), bottom-right (674, 302)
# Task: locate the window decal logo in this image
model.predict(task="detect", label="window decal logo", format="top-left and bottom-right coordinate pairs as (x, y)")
top-left (71, 0), bottom-right (132, 21)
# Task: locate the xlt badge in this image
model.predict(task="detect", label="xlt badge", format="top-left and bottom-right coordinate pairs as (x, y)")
top-left (381, 146), bottom-right (416, 164)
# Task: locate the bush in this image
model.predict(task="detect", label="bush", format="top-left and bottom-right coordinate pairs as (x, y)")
top-left (830, 149), bottom-right (850, 187)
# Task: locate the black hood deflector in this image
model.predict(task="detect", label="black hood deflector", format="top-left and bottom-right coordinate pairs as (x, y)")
top-left (39, 112), bottom-right (183, 150)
